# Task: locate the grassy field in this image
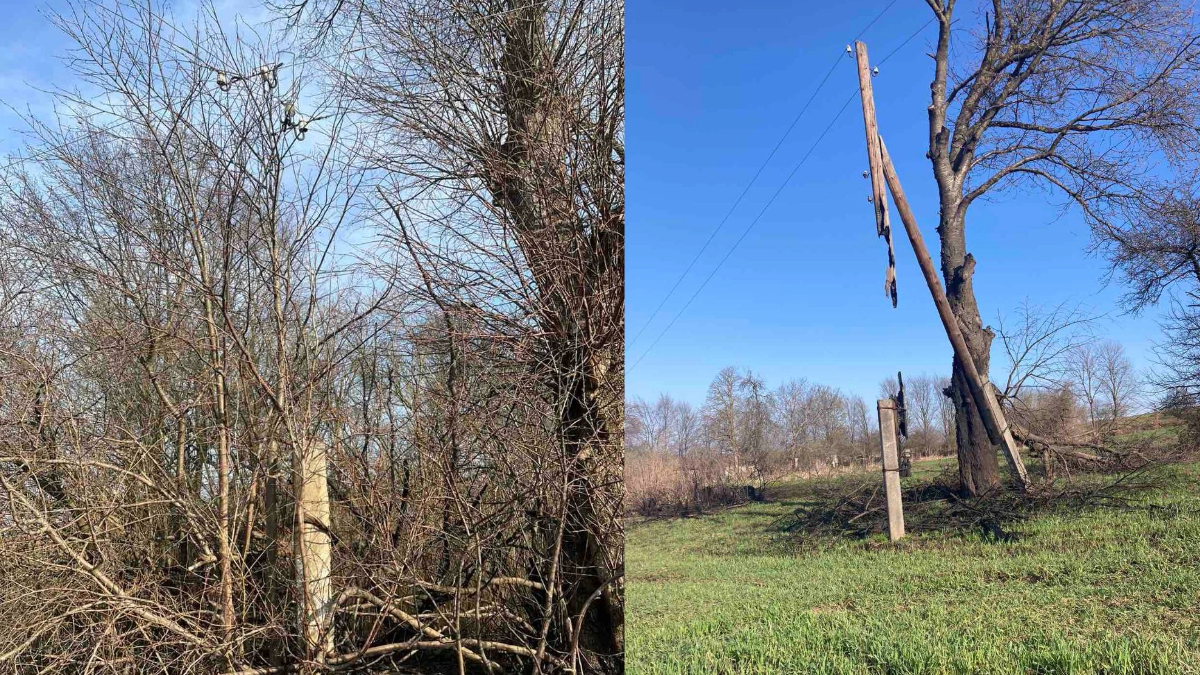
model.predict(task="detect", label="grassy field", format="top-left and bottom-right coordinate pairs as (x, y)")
top-left (626, 456), bottom-right (1200, 674)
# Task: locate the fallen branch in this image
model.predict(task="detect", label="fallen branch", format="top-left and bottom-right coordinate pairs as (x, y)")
top-left (1009, 423), bottom-right (1115, 458)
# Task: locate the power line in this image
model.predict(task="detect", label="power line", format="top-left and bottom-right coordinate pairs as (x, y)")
top-left (878, 17), bottom-right (937, 64)
top-left (628, 88), bottom-right (859, 373)
top-left (629, 16), bottom-right (936, 372)
top-left (627, 0), bottom-right (900, 348)
top-left (0, 1), bottom-right (556, 175)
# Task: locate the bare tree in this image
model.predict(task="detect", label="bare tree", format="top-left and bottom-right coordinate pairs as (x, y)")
top-left (737, 372), bottom-right (773, 469)
top-left (629, 395), bottom-right (676, 454)
top-left (0, 0), bottom-right (372, 667)
top-left (629, 369), bottom-right (884, 513)
top-left (0, 0), bottom-right (624, 672)
top-left (935, 375), bottom-right (956, 455)
top-left (922, 0), bottom-right (1200, 495)
top-left (1098, 340), bottom-right (1140, 423)
top-left (996, 301), bottom-right (1097, 401)
top-left (309, 0), bottom-right (625, 664)
top-left (1068, 343), bottom-right (1104, 436)
top-left (1156, 294), bottom-right (1200, 395)
top-left (907, 376), bottom-right (936, 451)
top-left (1093, 188), bottom-right (1200, 398)
top-left (673, 399), bottom-right (701, 458)
top-left (704, 367), bottom-right (744, 468)
top-left (844, 395), bottom-right (874, 466)
top-left (807, 384), bottom-right (849, 464)
top-left (775, 378), bottom-right (812, 468)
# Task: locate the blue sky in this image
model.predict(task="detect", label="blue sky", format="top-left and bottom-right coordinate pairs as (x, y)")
top-left (626, 0), bottom-right (1165, 406)
top-left (0, 2), bottom-right (68, 147)
top-left (1, 1), bottom-right (1171, 409)
top-left (0, 0), bottom-right (270, 160)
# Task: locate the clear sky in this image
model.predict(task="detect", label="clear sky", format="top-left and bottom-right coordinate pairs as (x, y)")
top-left (0, 2), bottom-right (69, 145)
top-left (626, 0), bottom-right (1166, 407)
top-left (1, 0), bottom-right (1172, 409)
top-left (0, 0), bottom-right (270, 160)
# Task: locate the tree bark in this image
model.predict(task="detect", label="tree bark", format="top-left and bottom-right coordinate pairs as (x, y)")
top-left (558, 347), bottom-right (622, 657)
top-left (939, 209), bottom-right (1002, 496)
top-left (488, 2), bottom-right (624, 659)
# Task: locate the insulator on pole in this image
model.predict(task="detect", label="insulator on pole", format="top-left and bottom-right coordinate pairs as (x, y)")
top-left (872, 66), bottom-right (879, 77)
top-left (281, 100), bottom-right (297, 130)
top-left (216, 71), bottom-right (230, 91)
top-left (862, 170), bottom-right (869, 178)
top-left (251, 63), bottom-right (281, 88)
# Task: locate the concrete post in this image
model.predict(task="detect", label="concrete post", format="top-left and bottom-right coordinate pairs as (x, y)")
top-left (297, 439), bottom-right (334, 656)
top-left (877, 399), bottom-right (905, 541)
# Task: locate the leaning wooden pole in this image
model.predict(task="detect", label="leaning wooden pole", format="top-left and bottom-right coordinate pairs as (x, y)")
top-left (877, 139), bottom-right (1030, 491)
top-left (854, 42), bottom-right (897, 306)
top-left (853, 41), bottom-right (1030, 491)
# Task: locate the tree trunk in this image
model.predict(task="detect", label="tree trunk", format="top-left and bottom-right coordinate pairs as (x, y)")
top-left (939, 210), bottom-right (1001, 496)
top-left (488, 3), bottom-right (623, 661)
top-left (558, 347), bottom-right (622, 657)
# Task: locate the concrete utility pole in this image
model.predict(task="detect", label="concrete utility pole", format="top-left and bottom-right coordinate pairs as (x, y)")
top-left (877, 398), bottom-right (905, 541)
top-left (853, 40), bottom-right (1031, 492)
top-left (297, 439), bottom-right (335, 657)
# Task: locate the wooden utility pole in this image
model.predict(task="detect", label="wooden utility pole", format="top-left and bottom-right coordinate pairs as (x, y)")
top-left (855, 42), bottom-right (897, 306)
top-left (877, 398), bottom-right (905, 541)
top-left (855, 42), bottom-right (889, 238)
top-left (854, 41), bottom-right (1031, 491)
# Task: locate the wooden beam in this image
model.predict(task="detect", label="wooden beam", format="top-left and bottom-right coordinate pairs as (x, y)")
top-left (854, 41), bottom-right (897, 306)
top-left (876, 138), bottom-right (1031, 491)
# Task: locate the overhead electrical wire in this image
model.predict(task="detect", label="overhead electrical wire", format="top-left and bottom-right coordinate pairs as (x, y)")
top-left (627, 0), bottom-right (900, 348)
top-left (628, 88), bottom-right (860, 372)
top-left (629, 15), bottom-right (937, 371)
top-left (0, 1), bottom-right (541, 174)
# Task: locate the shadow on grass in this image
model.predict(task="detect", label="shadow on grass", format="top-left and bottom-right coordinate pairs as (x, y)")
top-left (772, 458), bottom-right (1182, 548)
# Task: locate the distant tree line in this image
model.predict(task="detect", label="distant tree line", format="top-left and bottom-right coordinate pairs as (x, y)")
top-left (627, 320), bottom-right (1146, 516)
top-left (625, 367), bottom-right (948, 516)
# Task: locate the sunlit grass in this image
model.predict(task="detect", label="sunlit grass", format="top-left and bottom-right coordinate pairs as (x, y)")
top-left (627, 457), bottom-right (1200, 674)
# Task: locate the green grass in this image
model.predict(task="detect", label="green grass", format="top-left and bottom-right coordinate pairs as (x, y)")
top-left (627, 457), bottom-right (1200, 675)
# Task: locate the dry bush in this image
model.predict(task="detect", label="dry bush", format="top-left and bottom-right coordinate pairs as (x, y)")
top-left (0, 0), bottom-right (623, 673)
top-left (623, 451), bottom-right (688, 515)
top-left (623, 449), bottom-right (765, 518)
